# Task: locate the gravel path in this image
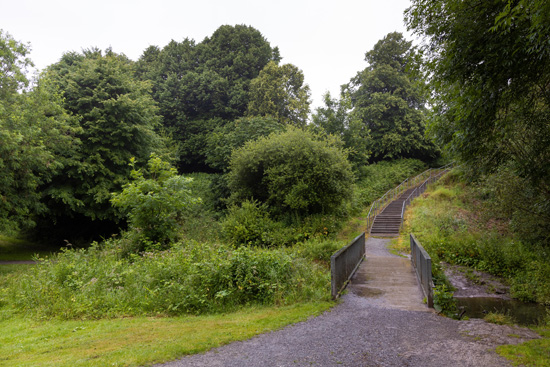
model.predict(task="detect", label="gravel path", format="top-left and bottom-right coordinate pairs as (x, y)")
top-left (154, 238), bottom-right (539, 367)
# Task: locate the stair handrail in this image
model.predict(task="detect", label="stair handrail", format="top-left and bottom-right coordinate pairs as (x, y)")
top-left (366, 162), bottom-right (454, 234)
top-left (400, 163), bottom-right (455, 229)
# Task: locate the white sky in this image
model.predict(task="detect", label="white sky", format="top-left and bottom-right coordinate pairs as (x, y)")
top-left (2, 0), bottom-right (413, 109)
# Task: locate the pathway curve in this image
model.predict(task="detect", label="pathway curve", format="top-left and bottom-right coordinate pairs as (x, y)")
top-left (154, 238), bottom-right (539, 367)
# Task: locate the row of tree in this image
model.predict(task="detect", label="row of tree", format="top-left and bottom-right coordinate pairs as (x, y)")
top-left (0, 25), bottom-right (437, 240)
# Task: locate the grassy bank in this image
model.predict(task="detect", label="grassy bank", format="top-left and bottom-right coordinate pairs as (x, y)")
top-left (398, 169), bottom-right (550, 366)
top-left (0, 235), bottom-right (62, 261)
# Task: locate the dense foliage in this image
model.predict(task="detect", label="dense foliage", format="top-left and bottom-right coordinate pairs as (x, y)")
top-left (205, 116), bottom-right (285, 173)
top-left (346, 32), bottom-right (436, 161)
top-left (111, 155), bottom-right (198, 248)
top-left (228, 128), bottom-right (354, 218)
top-left (136, 25), bottom-right (281, 170)
top-left (43, 48), bottom-right (164, 224)
top-left (406, 0), bottom-right (550, 244)
top-left (1, 24), bottom-right (452, 323)
top-left (247, 61), bottom-right (311, 127)
top-left (312, 91), bottom-right (370, 167)
top-left (9, 240), bottom-right (330, 319)
top-left (313, 32), bottom-right (438, 164)
top-left (0, 31), bottom-right (81, 234)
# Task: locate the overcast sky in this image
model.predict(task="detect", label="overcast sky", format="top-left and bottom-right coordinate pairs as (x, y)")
top-left (2, 0), bottom-right (413, 109)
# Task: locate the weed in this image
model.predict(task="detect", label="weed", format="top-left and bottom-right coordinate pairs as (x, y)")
top-left (484, 311), bottom-right (516, 325)
top-left (7, 239), bottom-right (331, 319)
top-left (433, 283), bottom-right (457, 316)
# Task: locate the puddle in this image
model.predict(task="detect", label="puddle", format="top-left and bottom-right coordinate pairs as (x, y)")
top-left (456, 297), bottom-right (549, 326)
top-left (350, 286), bottom-right (385, 298)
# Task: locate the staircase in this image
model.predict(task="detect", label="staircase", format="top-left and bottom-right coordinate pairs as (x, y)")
top-left (369, 188), bottom-right (416, 237)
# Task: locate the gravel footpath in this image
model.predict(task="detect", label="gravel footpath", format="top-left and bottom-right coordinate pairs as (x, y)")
top-left (154, 238), bottom-right (539, 367)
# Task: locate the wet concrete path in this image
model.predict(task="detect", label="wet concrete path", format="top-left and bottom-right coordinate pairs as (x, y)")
top-left (348, 237), bottom-right (428, 312)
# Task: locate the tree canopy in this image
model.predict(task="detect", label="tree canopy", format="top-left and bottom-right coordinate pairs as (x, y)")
top-left (406, 0), bottom-right (550, 242)
top-left (206, 115), bottom-right (285, 173)
top-left (346, 32), bottom-right (436, 161)
top-left (312, 91), bottom-right (371, 167)
top-left (247, 61), bottom-right (311, 128)
top-left (43, 48), bottom-right (164, 223)
top-left (0, 30), bottom-right (81, 233)
top-left (136, 25), bottom-right (280, 171)
top-left (405, 0), bottom-right (550, 182)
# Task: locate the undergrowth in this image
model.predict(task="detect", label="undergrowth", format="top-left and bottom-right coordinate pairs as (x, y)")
top-left (1, 159), bottom-right (430, 321)
top-left (401, 168), bottom-right (550, 311)
top-left (4, 239), bottom-right (332, 320)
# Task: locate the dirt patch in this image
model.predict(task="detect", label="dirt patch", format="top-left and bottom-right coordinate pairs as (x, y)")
top-left (443, 263), bottom-right (510, 298)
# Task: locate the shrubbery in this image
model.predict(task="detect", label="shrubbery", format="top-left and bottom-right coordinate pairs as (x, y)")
top-left (111, 155), bottom-right (199, 249)
top-left (228, 128), bottom-right (354, 218)
top-left (3, 156), bottom-right (440, 320)
top-left (403, 170), bottom-right (550, 306)
top-left (221, 200), bottom-right (290, 247)
top-left (8, 239), bottom-right (331, 319)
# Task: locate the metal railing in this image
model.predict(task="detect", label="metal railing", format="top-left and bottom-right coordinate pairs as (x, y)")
top-left (400, 162), bottom-right (454, 229)
top-left (410, 234), bottom-right (434, 308)
top-left (366, 163), bottom-right (454, 234)
top-left (330, 232), bottom-right (366, 299)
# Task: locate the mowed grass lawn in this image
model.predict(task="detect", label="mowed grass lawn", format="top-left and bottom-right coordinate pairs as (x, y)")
top-left (0, 237), bottom-right (335, 366)
top-left (0, 298), bottom-right (333, 367)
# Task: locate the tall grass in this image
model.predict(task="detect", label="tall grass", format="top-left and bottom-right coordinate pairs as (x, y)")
top-left (3, 159), bottom-right (432, 320)
top-left (6, 239), bottom-right (331, 320)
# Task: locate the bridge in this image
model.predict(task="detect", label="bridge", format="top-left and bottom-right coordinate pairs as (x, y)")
top-left (332, 164), bottom-right (453, 309)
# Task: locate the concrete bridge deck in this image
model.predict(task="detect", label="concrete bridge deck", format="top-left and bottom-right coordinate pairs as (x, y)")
top-left (348, 237), bottom-right (429, 312)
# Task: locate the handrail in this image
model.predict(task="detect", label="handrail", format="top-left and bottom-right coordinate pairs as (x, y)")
top-left (366, 162), bottom-right (454, 235)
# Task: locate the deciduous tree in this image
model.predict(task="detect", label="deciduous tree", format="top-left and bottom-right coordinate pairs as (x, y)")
top-left (247, 61), bottom-right (311, 128)
top-left (0, 30), bottom-right (81, 233)
top-left (44, 48), bottom-right (163, 222)
top-left (312, 91), bottom-right (371, 167)
top-left (346, 32), bottom-right (437, 161)
top-left (136, 25), bottom-right (280, 171)
top-left (406, 0), bottom-right (550, 243)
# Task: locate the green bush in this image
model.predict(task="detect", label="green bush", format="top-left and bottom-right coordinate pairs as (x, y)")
top-left (433, 283), bottom-right (457, 316)
top-left (511, 259), bottom-right (550, 305)
top-left (228, 127), bottom-right (354, 218)
top-left (111, 155), bottom-right (199, 249)
top-left (294, 237), bottom-right (345, 265)
top-left (221, 200), bottom-right (290, 247)
top-left (205, 116), bottom-right (285, 172)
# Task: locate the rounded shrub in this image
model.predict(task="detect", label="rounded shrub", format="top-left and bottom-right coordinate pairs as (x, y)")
top-left (228, 127), bottom-right (354, 218)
